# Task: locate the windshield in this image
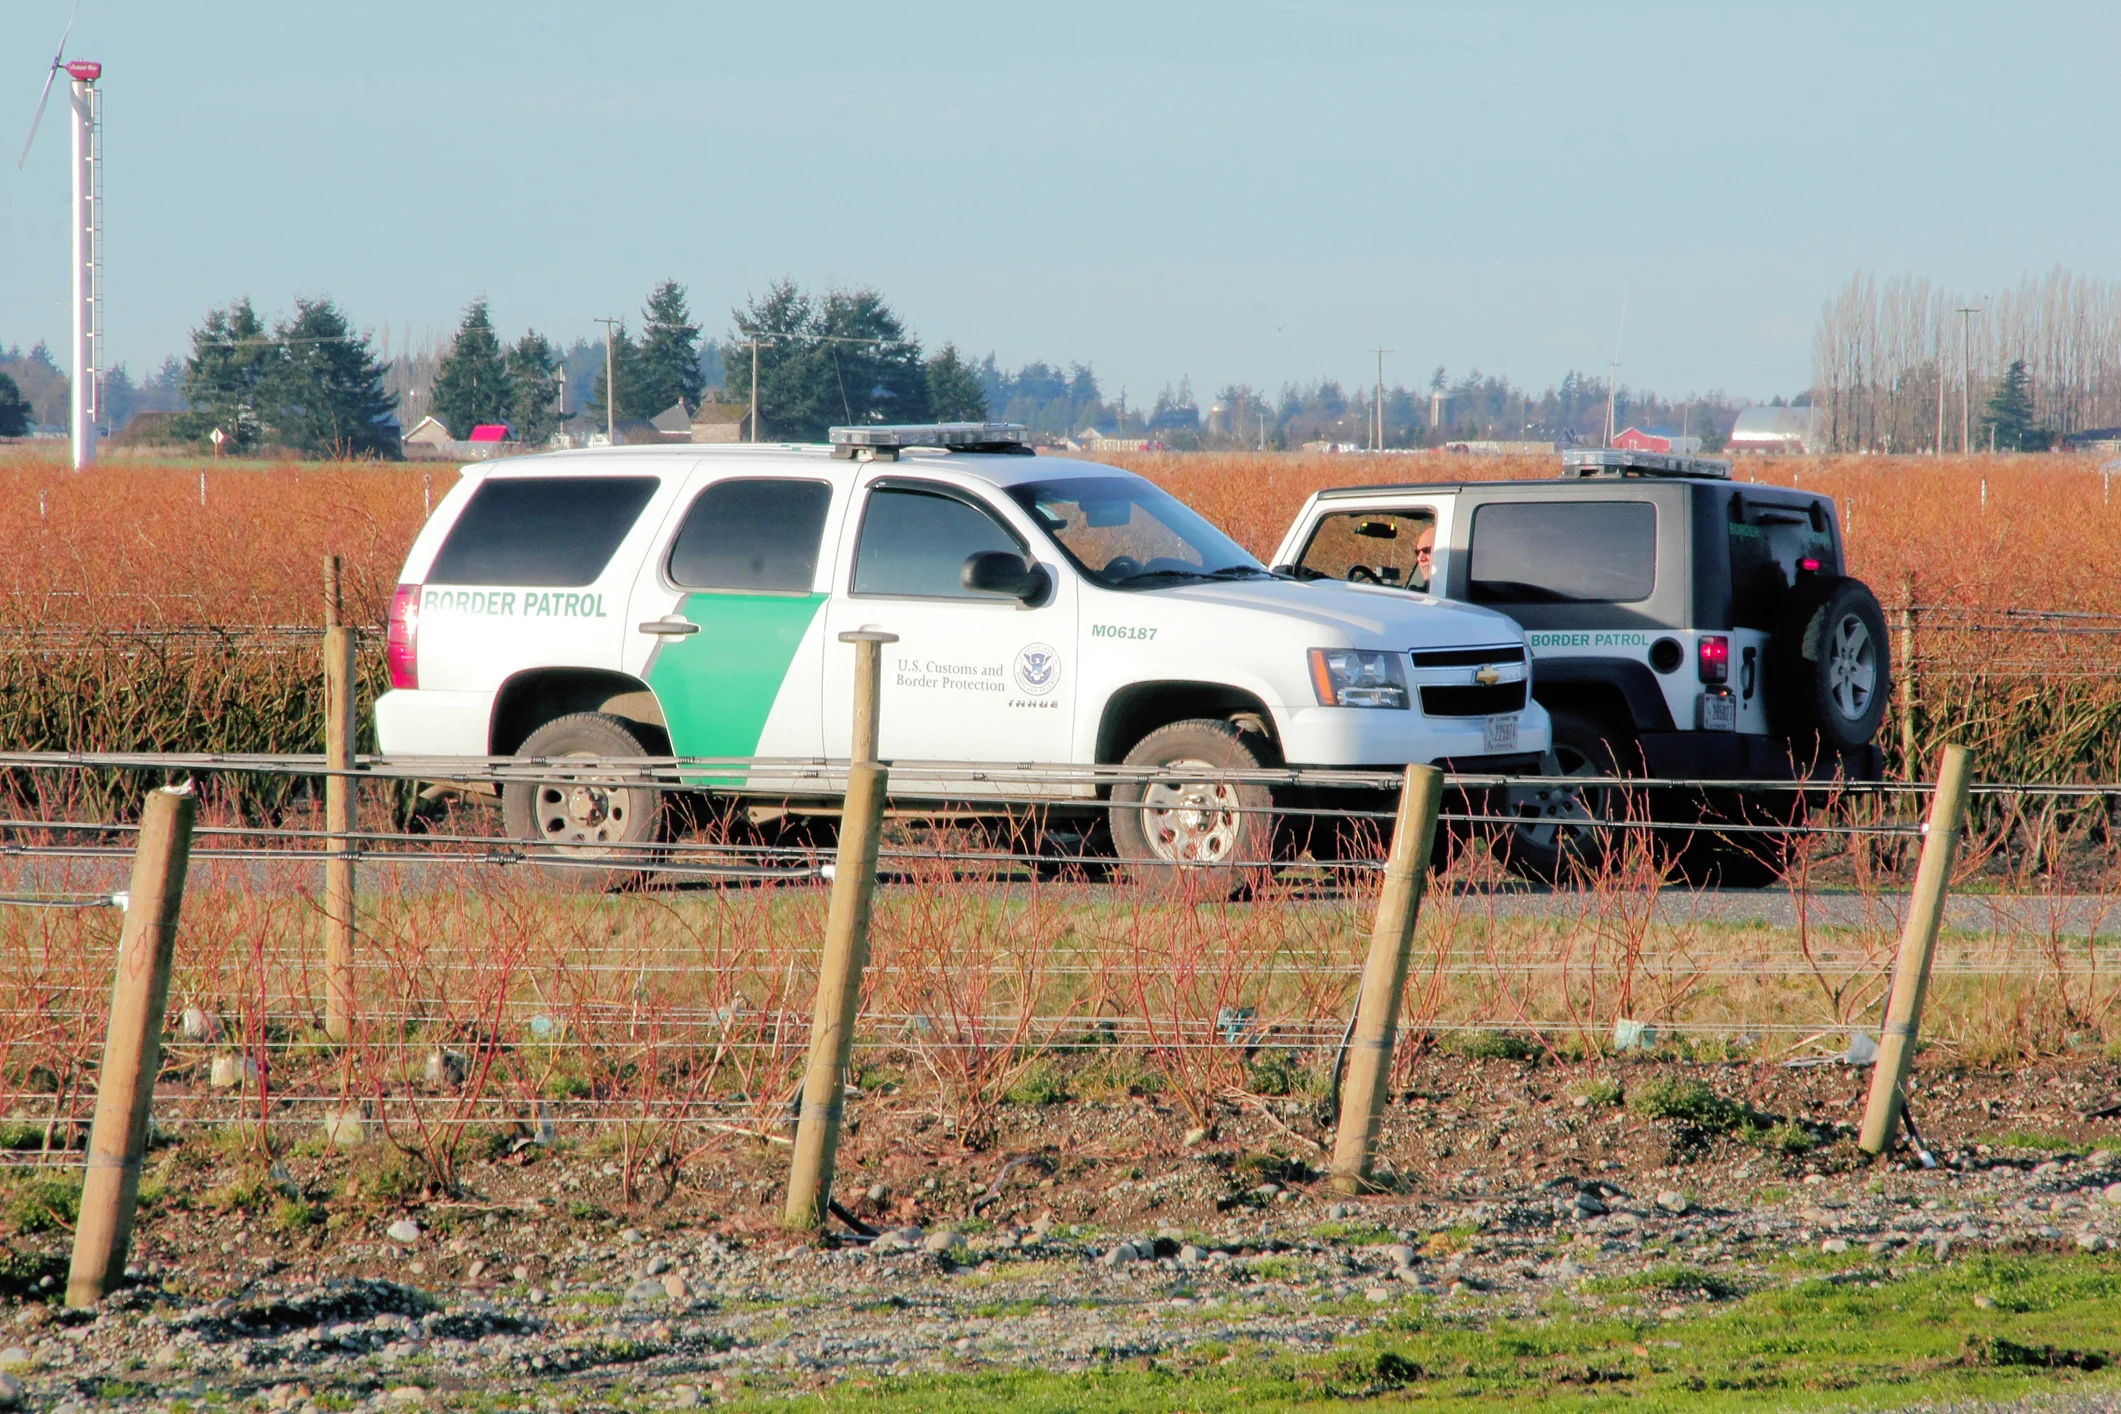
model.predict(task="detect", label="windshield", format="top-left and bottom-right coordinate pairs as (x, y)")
top-left (1005, 476), bottom-right (1269, 590)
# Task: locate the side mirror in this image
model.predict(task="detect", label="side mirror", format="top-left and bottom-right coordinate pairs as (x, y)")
top-left (960, 551), bottom-right (1052, 605)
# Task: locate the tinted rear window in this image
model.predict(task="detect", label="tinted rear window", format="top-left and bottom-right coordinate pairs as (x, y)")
top-left (428, 477), bottom-right (659, 587)
top-left (1468, 500), bottom-right (1656, 604)
top-left (666, 479), bottom-right (833, 593)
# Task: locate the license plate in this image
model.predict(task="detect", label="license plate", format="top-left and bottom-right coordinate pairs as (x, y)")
top-left (1482, 713), bottom-right (1519, 753)
top-left (1700, 692), bottom-right (1736, 731)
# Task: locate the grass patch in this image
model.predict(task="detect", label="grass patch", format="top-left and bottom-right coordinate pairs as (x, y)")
top-left (1003, 1062), bottom-right (1069, 1106)
top-left (1243, 1050), bottom-right (1310, 1098)
top-left (1310, 1220), bottom-right (1397, 1246)
top-left (2, 1173), bottom-right (80, 1234)
top-left (725, 1253), bottom-right (2121, 1412)
top-left (1629, 1077), bottom-right (1747, 1131)
top-left (1985, 1130), bottom-right (2075, 1153)
top-left (1571, 1077), bottom-right (1622, 1108)
top-left (1447, 1031), bottom-right (1535, 1062)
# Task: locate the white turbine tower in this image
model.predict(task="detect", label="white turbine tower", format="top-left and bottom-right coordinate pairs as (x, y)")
top-left (18, 3), bottom-right (102, 470)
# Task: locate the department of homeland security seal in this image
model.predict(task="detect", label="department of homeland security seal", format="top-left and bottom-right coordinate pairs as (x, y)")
top-left (1013, 643), bottom-right (1061, 698)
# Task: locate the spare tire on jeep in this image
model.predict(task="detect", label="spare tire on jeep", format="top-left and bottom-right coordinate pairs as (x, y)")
top-left (1770, 575), bottom-right (1890, 751)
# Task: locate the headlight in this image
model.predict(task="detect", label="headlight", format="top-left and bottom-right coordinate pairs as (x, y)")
top-left (1308, 648), bottom-right (1408, 709)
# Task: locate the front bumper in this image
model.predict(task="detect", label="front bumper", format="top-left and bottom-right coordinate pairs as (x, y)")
top-left (1277, 700), bottom-right (1552, 769)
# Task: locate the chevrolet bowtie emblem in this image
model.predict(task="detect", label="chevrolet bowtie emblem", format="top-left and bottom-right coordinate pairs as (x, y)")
top-left (1474, 665), bottom-right (1502, 686)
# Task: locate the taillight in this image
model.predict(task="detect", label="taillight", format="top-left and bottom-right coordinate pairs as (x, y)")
top-left (1798, 556), bottom-right (1821, 573)
top-left (386, 584), bottom-right (420, 689)
top-left (1697, 634), bottom-right (1729, 684)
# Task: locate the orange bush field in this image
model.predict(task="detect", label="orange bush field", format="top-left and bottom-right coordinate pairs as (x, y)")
top-left (0, 444), bottom-right (2115, 778)
top-left (4, 445), bottom-right (2117, 622)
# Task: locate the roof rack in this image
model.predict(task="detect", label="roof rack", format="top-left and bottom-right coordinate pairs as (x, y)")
top-left (828, 423), bottom-right (1033, 459)
top-left (1561, 449), bottom-right (1731, 481)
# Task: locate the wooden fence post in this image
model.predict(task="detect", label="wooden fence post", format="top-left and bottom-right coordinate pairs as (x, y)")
top-left (1858, 744), bottom-right (1972, 1157)
top-left (783, 629), bottom-right (897, 1233)
top-left (323, 555), bottom-right (357, 1043)
top-left (66, 784), bottom-right (196, 1307)
top-left (1329, 763), bottom-right (1444, 1194)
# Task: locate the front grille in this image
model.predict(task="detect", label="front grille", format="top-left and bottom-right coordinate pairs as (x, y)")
top-left (1420, 681), bottom-right (1528, 717)
top-left (1411, 644), bottom-right (1526, 669)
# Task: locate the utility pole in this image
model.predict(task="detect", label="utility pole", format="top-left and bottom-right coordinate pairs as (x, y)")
top-left (1605, 362), bottom-right (1620, 447)
top-left (594, 316), bottom-right (621, 446)
top-left (750, 337), bottom-right (759, 444)
top-left (1957, 305), bottom-right (1980, 454)
top-left (1369, 348), bottom-right (1392, 451)
top-left (1935, 342), bottom-right (1946, 454)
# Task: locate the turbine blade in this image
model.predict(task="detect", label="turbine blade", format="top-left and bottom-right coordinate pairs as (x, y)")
top-left (55, 0), bottom-right (83, 58)
top-left (17, 64), bottom-right (58, 170)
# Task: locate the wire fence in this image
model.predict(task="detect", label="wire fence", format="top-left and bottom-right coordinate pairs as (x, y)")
top-left (1, 745), bottom-right (2118, 1183)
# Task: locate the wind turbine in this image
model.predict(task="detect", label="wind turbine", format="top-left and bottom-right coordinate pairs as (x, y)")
top-left (18, 1), bottom-right (102, 470)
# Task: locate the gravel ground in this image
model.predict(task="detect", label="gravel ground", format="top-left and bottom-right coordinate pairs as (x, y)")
top-left (4, 1056), bottom-right (2120, 1409)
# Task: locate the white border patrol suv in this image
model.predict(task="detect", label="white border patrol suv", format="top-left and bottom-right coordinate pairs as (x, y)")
top-left (377, 423), bottom-right (1549, 881)
top-left (1268, 449), bottom-right (1889, 880)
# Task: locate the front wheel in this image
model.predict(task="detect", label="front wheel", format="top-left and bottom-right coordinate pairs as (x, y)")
top-left (1109, 719), bottom-right (1275, 894)
top-left (501, 712), bottom-right (667, 891)
top-left (1503, 710), bottom-right (1640, 881)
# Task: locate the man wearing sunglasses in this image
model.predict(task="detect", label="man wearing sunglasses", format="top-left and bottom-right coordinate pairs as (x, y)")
top-left (1410, 524), bottom-right (1437, 593)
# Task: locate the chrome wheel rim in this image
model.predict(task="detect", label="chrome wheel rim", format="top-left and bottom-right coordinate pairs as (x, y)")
top-left (1509, 743), bottom-right (1607, 853)
top-left (1138, 757), bottom-right (1246, 865)
top-left (1826, 613), bottom-right (1877, 721)
top-left (533, 751), bottom-right (641, 854)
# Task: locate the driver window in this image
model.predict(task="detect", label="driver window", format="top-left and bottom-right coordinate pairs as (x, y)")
top-left (851, 486), bottom-right (1025, 599)
top-left (1296, 510), bottom-right (1437, 592)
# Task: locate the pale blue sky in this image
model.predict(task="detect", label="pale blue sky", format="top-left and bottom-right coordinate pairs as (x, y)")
top-left (2, 0), bottom-right (2112, 403)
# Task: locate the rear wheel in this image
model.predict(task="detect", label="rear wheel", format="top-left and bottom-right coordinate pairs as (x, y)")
top-left (1772, 576), bottom-right (1890, 752)
top-left (501, 712), bottom-right (667, 891)
top-left (1109, 719), bottom-right (1275, 894)
top-left (1504, 710), bottom-right (1641, 881)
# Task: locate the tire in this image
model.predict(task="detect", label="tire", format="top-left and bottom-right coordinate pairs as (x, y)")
top-left (1771, 576), bottom-right (1890, 752)
top-left (1502, 709), bottom-right (1643, 882)
top-left (501, 712), bottom-right (667, 891)
top-left (1109, 719), bottom-right (1275, 894)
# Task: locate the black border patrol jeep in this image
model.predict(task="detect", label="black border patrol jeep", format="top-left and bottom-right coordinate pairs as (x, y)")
top-left (1268, 449), bottom-right (1889, 879)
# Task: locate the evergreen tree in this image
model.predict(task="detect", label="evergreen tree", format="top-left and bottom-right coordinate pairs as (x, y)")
top-left (429, 299), bottom-right (512, 437)
top-left (725, 281), bottom-right (821, 441)
top-left (586, 321), bottom-right (646, 427)
top-left (257, 298), bottom-right (398, 458)
top-left (924, 343), bottom-right (987, 422)
top-left (177, 298), bottom-right (274, 450)
top-left (1980, 358), bottom-right (2050, 451)
top-left (635, 280), bottom-right (704, 416)
top-left (504, 332), bottom-right (561, 447)
top-left (0, 372), bottom-right (27, 437)
top-left (815, 286), bottom-right (927, 430)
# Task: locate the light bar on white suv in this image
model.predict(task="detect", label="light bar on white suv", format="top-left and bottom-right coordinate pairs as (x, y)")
top-left (829, 422), bottom-right (1032, 458)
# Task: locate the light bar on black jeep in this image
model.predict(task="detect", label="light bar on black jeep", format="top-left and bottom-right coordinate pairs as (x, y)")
top-left (828, 423), bottom-right (1033, 458)
top-left (1561, 449), bottom-right (1732, 480)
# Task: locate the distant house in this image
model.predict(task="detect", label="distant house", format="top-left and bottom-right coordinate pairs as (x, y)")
top-left (400, 416), bottom-right (455, 460)
top-left (1612, 426), bottom-right (1704, 454)
top-left (690, 400), bottom-right (754, 443)
top-left (402, 416), bottom-right (452, 449)
top-left (467, 423), bottom-right (514, 443)
top-left (1729, 405), bottom-right (1823, 454)
top-left (613, 418), bottom-right (663, 446)
top-left (650, 402), bottom-right (694, 440)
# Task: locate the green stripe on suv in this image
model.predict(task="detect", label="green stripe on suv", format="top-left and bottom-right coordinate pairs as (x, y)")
top-left (646, 592), bottom-right (826, 775)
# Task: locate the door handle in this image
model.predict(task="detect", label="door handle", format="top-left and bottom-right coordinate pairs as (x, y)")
top-left (637, 616), bottom-right (699, 636)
